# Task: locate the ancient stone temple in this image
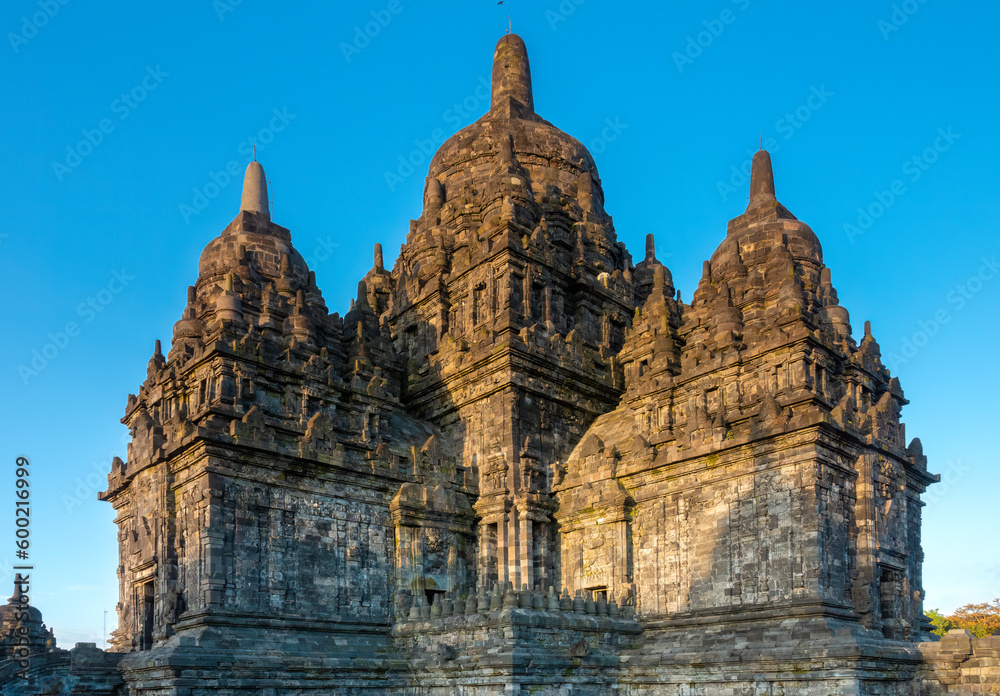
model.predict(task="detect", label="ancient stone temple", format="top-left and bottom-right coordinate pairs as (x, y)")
top-left (6, 32), bottom-right (1000, 696)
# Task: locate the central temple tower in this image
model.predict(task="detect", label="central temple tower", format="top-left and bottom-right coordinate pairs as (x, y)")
top-left (376, 35), bottom-right (638, 592)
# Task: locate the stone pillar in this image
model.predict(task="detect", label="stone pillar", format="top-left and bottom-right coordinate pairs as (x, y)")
top-left (614, 519), bottom-right (630, 598)
top-left (523, 271), bottom-right (532, 318)
top-left (480, 518), bottom-right (501, 589)
top-left (478, 527), bottom-right (489, 590)
top-left (534, 516), bottom-right (549, 590)
top-left (506, 507), bottom-right (521, 588)
top-left (447, 540), bottom-right (458, 594)
top-left (499, 512), bottom-right (512, 587)
top-left (415, 536), bottom-right (426, 597)
top-left (399, 527), bottom-right (414, 594)
top-left (202, 490), bottom-right (226, 607)
top-left (520, 511), bottom-right (532, 590)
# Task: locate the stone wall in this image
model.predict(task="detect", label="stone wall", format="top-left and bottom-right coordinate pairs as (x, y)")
top-left (395, 604), bottom-right (640, 695)
top-left (0, 644), bottom-right (123, 696)
top-left (916, 630), bottom-right (1000, 693)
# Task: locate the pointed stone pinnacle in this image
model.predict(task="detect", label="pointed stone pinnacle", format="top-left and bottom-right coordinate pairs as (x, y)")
top-left (653, 265), bottom-right (665, 293)
top-left (357, 280), bottom-right (370, 310)
top-left (747, 149), bottom-right (776, 211)
top-left (491, 34), bottom-right (533, 113)
top-left (240, 161), bottom-right (270, 220)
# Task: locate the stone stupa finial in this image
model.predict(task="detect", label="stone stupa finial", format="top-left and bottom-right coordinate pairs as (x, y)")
top-left (356, 280), bottom-right (370, 311)
top-left (746, 149), bottom-right (776, 211)
top-left (240, 161), bottom-right (270, 220)
top-left (9, 574), bottom-right (24, 604)
top-left (653, 265), bottom-right (665, 293)
top-left (491, 34), bottom-right (533, 114)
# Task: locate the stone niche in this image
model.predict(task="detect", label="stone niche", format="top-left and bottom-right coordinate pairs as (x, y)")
top-left (390, 480), bottom-right (474, 613)
top-left (555, 437), bottom-right (636, 606)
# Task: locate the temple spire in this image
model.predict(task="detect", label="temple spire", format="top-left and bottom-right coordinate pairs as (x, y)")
top-left (9, 574), bottom-right (24, 604)
top-left (240, 161), bottom-right (270, 220)
top-left (746, 149), bottom-right (776, 211)
top-left (491, 34), bottom-right (533, 114)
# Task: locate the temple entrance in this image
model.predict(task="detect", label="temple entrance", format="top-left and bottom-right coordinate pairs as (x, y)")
top-left (139, 581), bottom-right (154, 651)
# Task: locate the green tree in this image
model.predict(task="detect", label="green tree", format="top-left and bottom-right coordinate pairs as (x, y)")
top-left (926, 608), bottom-right (954, 637)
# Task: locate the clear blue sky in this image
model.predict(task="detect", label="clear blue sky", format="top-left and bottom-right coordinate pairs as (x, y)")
top-left (1, 0), bottom-right (997, 646)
